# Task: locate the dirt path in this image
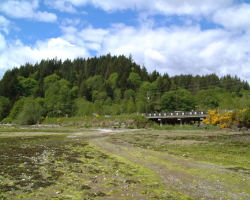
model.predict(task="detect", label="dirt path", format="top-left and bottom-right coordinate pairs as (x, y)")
top-left (90, 130), bottom-right (250, 200)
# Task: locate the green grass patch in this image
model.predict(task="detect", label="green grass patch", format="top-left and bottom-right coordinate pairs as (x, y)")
top-left (111, 129), bottom-right (250, 169)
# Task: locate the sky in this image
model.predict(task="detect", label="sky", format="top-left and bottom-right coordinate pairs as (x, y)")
top-left (0, 0), bottom-right (250, 83)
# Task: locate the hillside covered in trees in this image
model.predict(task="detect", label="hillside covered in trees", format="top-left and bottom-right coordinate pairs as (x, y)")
top-left (0, 53), bottom-right (250, 124)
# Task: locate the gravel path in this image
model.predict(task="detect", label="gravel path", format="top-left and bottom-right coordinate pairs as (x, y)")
top-left (90, 131), bottom-right (250, 200)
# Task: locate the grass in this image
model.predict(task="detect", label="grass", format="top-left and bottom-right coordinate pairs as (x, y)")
top-left (110, 129), bottom-right (250, 197)
top-left (151, 124), bottom-right (218, 130)
top-left (42, 114), bottom-right (140, 124)
top-left (111, 129), bottom-right (250, 169)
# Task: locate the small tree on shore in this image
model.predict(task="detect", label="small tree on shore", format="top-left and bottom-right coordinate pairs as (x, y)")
top-left (16, 98), bottom-right (42, 125)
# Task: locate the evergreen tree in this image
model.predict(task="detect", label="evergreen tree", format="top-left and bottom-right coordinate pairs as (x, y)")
top-left (0, 96), bottom-right (11, 121)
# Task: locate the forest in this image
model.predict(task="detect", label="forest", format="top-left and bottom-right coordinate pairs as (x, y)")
top-left (0, 53), bottom-right (250, 124)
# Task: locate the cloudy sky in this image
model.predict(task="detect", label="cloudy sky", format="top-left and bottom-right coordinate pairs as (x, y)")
top-left (0, 0), bottom-right (250, 82)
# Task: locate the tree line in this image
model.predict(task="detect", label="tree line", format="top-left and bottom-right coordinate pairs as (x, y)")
top-left (0, 53), bottom-right (249, 124)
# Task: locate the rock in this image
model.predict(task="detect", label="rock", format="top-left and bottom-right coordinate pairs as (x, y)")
top-left (113, 122), bottom-right (120, 126)
top-left (231, 124), bottom-right (241, 131)
top-left (240, 127), bottom-right (248, 132)
top-left (199, 123), bottom-right (207, 129)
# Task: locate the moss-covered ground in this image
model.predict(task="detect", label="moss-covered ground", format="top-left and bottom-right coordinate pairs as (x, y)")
top-left (1, 126), bottom-right (250, 199)
top-left (0, 129), bottom-right (183, 199)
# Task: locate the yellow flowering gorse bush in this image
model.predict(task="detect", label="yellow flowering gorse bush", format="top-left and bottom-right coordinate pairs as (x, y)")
top-left (203, 109), bottom-right (247, 128)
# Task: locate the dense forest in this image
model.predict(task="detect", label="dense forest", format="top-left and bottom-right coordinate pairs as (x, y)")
top-left (0, 53), bottom-right (250, 124)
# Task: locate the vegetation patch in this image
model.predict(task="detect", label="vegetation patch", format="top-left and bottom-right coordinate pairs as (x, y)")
top-left (0, 132), bottom-right (182, 199)
top-left (111, 130), bottom-right (250, 169)
top-left (110, 129), bottom-right (250, 196)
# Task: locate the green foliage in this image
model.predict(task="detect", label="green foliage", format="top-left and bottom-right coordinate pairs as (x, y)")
top-left (9, 98), bottom-right (26, 120)
top-left (160, 88), bottom-right (195, 111)
top-left (113, 88), bottom-right (121, 103)
top-left (45, 78), bottom-right (74, 117)
top-left (93, 100), bottom-right (103, 114)
top-left (1, 117), bottom-right (12, 123)
top-left (43, 74), bottom-right (60, 90)
top-left (160, 91), bottom-right (176, 111)
top-left (107, 72), bottom-right (118, 90)
top-left (124, 89), bottom-right (136, 100)
top-left (217, 92), bottom-right (233, 110)
top-left (196, 89), bottom-right (219, 110)
top-left (242, 108), bottom-right (250, 122)
top-left (134, 115), bottom-right (151, 128)
top-left (127, 72), bottom-right (142, 91)
top-left (15, 98), bottom-right (42, 125)
top-left (70, 86), bottom-right (78, 99)
top-left (92, 91), bottom-right (108, 102)
top-left (86, 75), bottom-right (104, 92)
top-left (75, 98), bottom-right (94, 116)
top-left (0, 96), bottom-right (11, 120)
top-left (18, 76), bottom-right (39, 97)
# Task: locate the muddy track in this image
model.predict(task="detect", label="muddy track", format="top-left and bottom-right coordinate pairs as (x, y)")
top-left (90, 131), bottom-right (250, 200)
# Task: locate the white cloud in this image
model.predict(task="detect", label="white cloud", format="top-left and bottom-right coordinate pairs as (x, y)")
top-left (149, 0), bottom-right (234, 16)
top-left (0, 16), bottom-right (11, 34)
top-left (44, 0), bottom-right (78, 13)
top-left (0, 36), bottom-right (90, 78)
top-left (212, 3), bottom-right (250, 31)
top-left (0, 34), bottom-right (7, 52)
top-left (34, 11), bottom-right (57, 22)
top-left (59, 25), bottom-right (109, 51)
top-left (0, 0), bottom-right (57, 22)
top-left (81, 23), bottom-right (249, 82)
top-left (43, 0), bottom-right (234, 16)
top-left (61, 18), bottom-right (82, 26)
top-left (33, 37), bottom-right (89, 60)
top-left (78, 27), bottom-right (108, 43)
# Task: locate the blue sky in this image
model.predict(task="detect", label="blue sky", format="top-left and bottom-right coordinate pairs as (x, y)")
top-left (1, 0), bottom-right (250, 82)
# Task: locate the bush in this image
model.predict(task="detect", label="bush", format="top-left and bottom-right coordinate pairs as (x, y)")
top-left (15, 99), bottom-right (42, 125)
top-left (134, 115), bottom-right (151, 128)
top-left (242, 108), bottom-right (250, 122)
top-left (1, 117), bottom-right (12, 124)
top-left (203, 109), bottom-right (249, 128)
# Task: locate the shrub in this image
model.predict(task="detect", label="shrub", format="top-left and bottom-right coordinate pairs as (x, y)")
top-left (15, 98), bottom-right (42, 125)
top-left (203, 109), bottom-right (248, 128)
top-left (1, 117), bottom-right (12, 124)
